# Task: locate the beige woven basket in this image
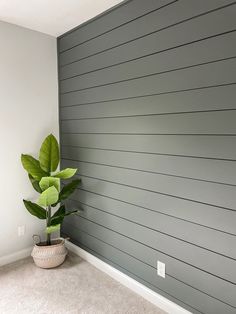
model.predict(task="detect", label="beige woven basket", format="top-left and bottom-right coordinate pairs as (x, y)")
top-left (31, 237), bottom-right (67, 269)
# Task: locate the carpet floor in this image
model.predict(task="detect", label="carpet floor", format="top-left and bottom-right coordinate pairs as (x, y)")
top-left (0, 251), bottom-right (166, 314)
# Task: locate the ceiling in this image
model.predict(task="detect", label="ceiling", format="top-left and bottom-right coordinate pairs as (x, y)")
top-left (0, 0), bottom-right (124, 37)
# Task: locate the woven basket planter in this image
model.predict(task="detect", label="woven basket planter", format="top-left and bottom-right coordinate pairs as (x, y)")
top-left (31, 238), bottom-right (67, 269)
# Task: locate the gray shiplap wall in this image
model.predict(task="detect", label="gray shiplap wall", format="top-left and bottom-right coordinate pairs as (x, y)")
top-left (57, 1), bottom-right (236, 313)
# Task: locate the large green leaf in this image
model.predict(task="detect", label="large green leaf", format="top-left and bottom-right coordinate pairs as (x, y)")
top-left (39, 134), bottom-right (59, 173)
top-left (51, 205), bottom-right (65, 225)
top-left (45, 224), bottom-right (60, 234)
top-left (23, 200), bottom-right (46, 219)
top-left (51, 205), bottom-right (77, 225)
top-left (51, 210), bottom-right (78, 225)
top-left (53, 168), bottom-right (77, 179)
top-left (50, 216), bottom-right (64, 225)
top-left (52, 204), bottom-right (66, 218)
top-left (38, 186), bottom-right (59, 207)
top-left (39, 177), bottom-right (60, 192)
top-left (51, 179), bottom-right (81, 207)
top-left (21, 154), bottom-right (48, 180)
top-left (59, 179), bottom-right (81, 201)
top-left (28, 174), bottom-right (42, 193)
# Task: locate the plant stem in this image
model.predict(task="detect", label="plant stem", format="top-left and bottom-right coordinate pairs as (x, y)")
top-left (47, 205), bottom-right (51, 245)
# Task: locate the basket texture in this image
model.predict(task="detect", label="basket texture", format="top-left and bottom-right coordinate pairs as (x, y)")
top-left (31, 238), bottom-right (67, 269)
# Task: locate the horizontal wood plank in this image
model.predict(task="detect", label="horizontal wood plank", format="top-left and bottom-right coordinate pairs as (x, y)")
top-left (61, 110), bottom-right (236, 135)
top-left (61, 133), bottom-right (236, 160)
top-left (60, 58), bottom-right (236, 106)
top-left (60, 84), bottom-right (236, 119)
top-left (65, 175), bottom-right (236, 235)
top-left (61, 146), bottom-right (236, 185)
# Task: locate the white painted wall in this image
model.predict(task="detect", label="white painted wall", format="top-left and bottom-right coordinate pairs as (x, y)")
top-left (0, 21), bottom-right (58, 257)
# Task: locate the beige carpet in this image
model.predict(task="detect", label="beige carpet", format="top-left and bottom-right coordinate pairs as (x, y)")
top-left (0, 251), bottom-right (166, 314)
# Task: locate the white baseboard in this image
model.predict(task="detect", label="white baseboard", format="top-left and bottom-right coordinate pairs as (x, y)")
top-left (66, 240), bottom-right (191, 314)
top-left (0, 247), bottom-right (32, 267)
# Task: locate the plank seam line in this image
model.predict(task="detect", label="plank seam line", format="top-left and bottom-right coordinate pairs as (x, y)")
top-left (60, 144), bottom-right (236, 162)
top-left (60, 109), bottom-right (236, 121)
top-left (61, 132), bottom-right (236, 136)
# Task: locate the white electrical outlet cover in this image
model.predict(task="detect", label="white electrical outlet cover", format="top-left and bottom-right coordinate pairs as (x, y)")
top-left (157, 261), bottom-right (165, 278)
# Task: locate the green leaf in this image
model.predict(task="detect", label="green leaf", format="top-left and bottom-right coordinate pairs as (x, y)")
top-left (51, 210), bottom-right (78, 225)
top-left (45, 224), bottom-right (60, 234)
top-left (53, 168), bottom-right (77, 179)
top-left (51, 204), bottom-right (65, 225)
top-left (51, 205), bottom-right (78, 225)
top-left (39, 134), bottom-right (59, 173)
top-left (39, 177), bottom-right (60, 192)
top-left (52, 204), bottom-right (65, 218)
top-left (38, 186), bottom-right (59, 207)
top-left (59, 179), bottom-right (81, 202)
top-left (51, 215), bottom-right (64, 226)
top-left (28, 174), bottom-right (42, 193)
top-left (23, 200), bottom-right (46, 219)
top-left (21, 154), bottom-right (48, 180)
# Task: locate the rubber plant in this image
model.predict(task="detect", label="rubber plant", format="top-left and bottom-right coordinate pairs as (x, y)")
top-left (21, 134), bottom-right (80, 245)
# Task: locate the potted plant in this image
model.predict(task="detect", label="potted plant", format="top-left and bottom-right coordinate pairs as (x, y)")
top-left (21, 134), bottom-right (80, 268)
